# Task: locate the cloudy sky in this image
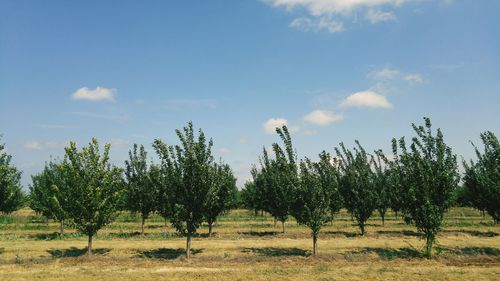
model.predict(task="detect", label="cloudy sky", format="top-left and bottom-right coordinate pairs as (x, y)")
top-left (1, 0), bottom-right (499, 188)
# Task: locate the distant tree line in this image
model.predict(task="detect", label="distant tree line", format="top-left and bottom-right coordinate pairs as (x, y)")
top-left (0, 118), bottom-right (498, 259)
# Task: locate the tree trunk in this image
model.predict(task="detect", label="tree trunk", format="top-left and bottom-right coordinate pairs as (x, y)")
top-left (282, 221), bottom-right (285, 234)
top-left (254, 209), bottom-right (258, 216)
top-left (313, 234), bottom-right (318, 256)
top-left (425, 234), bottom-right (434, 258)
top-left (381, 214), bottom-right (385, 227)
top-left (141, 217), bottom-right (145, 235)
top-left (87, 234), bottom-right (93, 256)
top-left (208, 222), bottom-right (213, 237)
top-left (359, 223), bottom-right (365, 236)
top-left (60, 220), bottom-right (64, 236)
top-left (186, 233), bottom-right (192, 259)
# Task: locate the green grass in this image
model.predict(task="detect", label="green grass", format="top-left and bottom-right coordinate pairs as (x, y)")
top-left (0, 207), bottom-right (498, 280)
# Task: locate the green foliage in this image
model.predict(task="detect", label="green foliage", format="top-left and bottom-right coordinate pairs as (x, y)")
top-left (390, 117), bottom-right (459, 257)
top-left (335, 141), bottom-right (377, 235)
top-left (372, 151), bottom-right (391, 226)
top-left (256, 126), bottom-right (298, 232)
top-left (0, 136), bottom-right (24, 214)
top-left (291, 155), bottom-right (340, 256)
top-left (153, 122), bottom-right (220, 258)
top-left (463, 131), bottom-right (500, 223)
top-left (124, 144), bottom-right (157, 234)
top-left (204, 163), bottom-right (238, 235)
top-left (61, 138), bottom-right (124, 255)
top-left (29, 160), bottom-right (69, 234)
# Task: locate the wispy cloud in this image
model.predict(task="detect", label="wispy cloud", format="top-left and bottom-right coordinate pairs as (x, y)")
top-left (37, 124), bottom-right (72, 129)
top-left (303, 110), bottom-right (344, 126)
top-left (72, 86), bottom-right (116, 102)
top-left (404, 73), bottom-right (424, 84)
top-left (70, 111), bottom-right (128, 122)
top-left (263, 118), bottom-right (289, 134)
top-left (164, 98), bottom-right (217, 111)
top-left (290, 17), bottom-right (344, 33)
top-left (24, 140), bottom-right (64, 151)
top-left (340, 90), bottom-right (393, 109)
top-left (366, 9), bottom-right (397, 23)
top-left (369, 67), bottom-right (401, 80)
top-left (265, 1), bottom-right (454, 33)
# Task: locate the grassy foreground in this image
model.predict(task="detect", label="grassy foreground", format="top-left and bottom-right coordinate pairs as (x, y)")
top-left (0, 208), bottom-right (498, 280)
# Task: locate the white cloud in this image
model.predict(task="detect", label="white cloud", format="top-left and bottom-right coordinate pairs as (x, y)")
top-left (164, 98), bottom-right (217, 110)
top-left (71, 111), bottom-right (128, 122)
top-left (263, 118), bottom-right (289, 134)
top-left (218, 148), bottom-right (231, 155)
top-left (303, 110), bottom-right (344, 126)
top-left (267, 0), bottom-right (410, 16)
top-left (404, 74), bottom-right (424, 84)
top-left (110, 138), bottom-right (130, 147)
top-left (72, 86), bottom-right (116, 102)
top-left (290, 16), bottom-right (344, 33)
top-left (366, 9), bottom-right (397, 23)
top-left (239, 137), bottom-right (249, 144)
top-left (300, 129), bottom-right (318, 136)
top-left (370, 67), bottom-right (401, 80)
top-left (24, 140), bottom-right (63, 150)
top-left (340, 91), bottom-right (393, 109)
top-left (37, 124), bottom-right (70, 129)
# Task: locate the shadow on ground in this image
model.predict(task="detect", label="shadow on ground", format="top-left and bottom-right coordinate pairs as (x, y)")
top-left (443, 230), bottom-right (498, 237)
top-left (376, 230), bottom-right (422, 237)
top-left (242, 247), bottom-right (309, 257)
top-left (48, 247), bottom-right (111, 258)
top-left (137, 248), bottom-right (203, 260)
top-left (324, 231), bottom-right (360, 237)
top-left (238, 231), bottom-right (278, 237)
top-left (352, 247), bottom-right (421, 260)
top-left (441, 247), bottom-right (500, 256)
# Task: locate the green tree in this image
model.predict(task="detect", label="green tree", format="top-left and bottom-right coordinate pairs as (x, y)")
top-left (372, 151), bottom-right (391, 226)
top-left (29, 161), bottom-right (69, 234)
top-left (153, 122), bottom-right (218, 259)
top-left (62, 138), bottom-right (123, 255)
top-left (335, 141), bottom-right (377, 235)
top-left (292, 155), bottom-right (341, 256)
top-left (257, 126), bottom-right (298, 233)
top-left (463, 131), bottom-right (499, 223)
top-left (391, 117), bottom-right (459, 257)
top-left (0, 136), bottom-right (24, 214)
top-left (124, 144), bottom-right (157, 234)
top-left (204, 163), bottom-right (237, 236)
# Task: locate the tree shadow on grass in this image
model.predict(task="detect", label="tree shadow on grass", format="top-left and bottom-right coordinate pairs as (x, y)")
top-left (376, 230), bottom-right (422, 237)
top-left (137, 248), bottom-right (203, 260)
top-left (48, 247), bottom-right (111, 258)
top-left (354, 247), bottom-right (421, 260)
top-left (324, 231), bottom-right (360, 237)
top-left (33, 233), bottom-right (63, 240)
top-left (441, 247), bottom-right (500, 256)
top-left (242, 247), bottom-right (309, 257)
top-left (238, 231), bottom-right (278, 237)
top-left (442, 230), bottom-right (498, 237)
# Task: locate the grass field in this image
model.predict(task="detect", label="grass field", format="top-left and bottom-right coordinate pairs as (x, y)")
top-left (0, 208), bottom-right (498, 280)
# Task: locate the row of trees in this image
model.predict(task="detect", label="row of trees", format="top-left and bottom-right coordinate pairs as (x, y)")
top-left (241, 118), bottom-right (497, 257)
top-left (27, 123), bottom-right (237, 257)
top-left (0, 119), bottom-right (498, 258)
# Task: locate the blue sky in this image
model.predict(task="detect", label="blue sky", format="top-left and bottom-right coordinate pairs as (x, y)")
top-left (1, 0), bottom-right (499, 188)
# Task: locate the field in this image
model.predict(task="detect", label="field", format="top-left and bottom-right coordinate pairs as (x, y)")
top-left (0, 208), bottom-right (498, 280)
